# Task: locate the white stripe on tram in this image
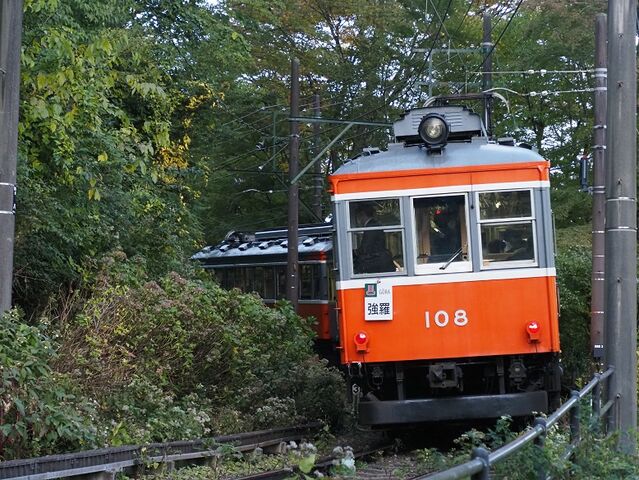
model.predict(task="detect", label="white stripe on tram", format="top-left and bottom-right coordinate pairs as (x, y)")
top-left (336, 267), bottom-right (557, 291)
top-left (331, 180), bottom-right (550, 202)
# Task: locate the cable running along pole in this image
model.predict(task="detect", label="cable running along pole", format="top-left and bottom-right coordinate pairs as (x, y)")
top-left (311, 94), bottom-right (322, 220)
top-left (604, 0), bottom-right (637, 453)
top-left (482, 12), bottom-right (493, 135)
top-left (286, 58), bottom-right (300, 312)
top-left (590, 14), bottom-right (606, 360)
top-left (0, 0), bottom-right (24, 313)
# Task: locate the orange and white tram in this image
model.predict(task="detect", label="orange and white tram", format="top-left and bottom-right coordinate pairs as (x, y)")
top-left (329, 104), bottom-right (561, 425)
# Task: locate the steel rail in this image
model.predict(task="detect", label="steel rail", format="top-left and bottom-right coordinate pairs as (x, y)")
top-left (0, 423), bottom-right (321, 480)
top-left (416, 367), bottom-right (614, 480)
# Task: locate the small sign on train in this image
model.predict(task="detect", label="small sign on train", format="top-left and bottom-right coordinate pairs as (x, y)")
top-left (364, 280), bottom-right (393, 321)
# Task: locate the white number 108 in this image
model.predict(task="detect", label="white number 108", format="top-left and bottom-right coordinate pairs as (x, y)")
top-left (425, 309), bottom-right (469, 329)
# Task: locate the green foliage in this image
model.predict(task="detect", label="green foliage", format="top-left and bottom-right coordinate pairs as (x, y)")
top-left (16, 0), bottom-right (228, 314)
top-left (415, 417), bottom-right (639, 479)
top-left (0, 310), bottom-right (99, 460)
top-left (50, 254), bottom-right (344, 442)
top-left (103, 379), bottom-right (214, 445)
top-left (556, 246), bottom-right (592, 384)
top-left (570, 431), bottom-right (639, 479)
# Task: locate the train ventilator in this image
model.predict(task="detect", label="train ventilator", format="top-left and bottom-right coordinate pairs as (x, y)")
top-left (329, 104), bottom-right (561, 426)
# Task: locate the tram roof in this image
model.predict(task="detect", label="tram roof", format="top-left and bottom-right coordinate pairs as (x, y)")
top-left (192, 223), bottom-right (333, 265)
top-left (333, 138), bottom-right (545, 176)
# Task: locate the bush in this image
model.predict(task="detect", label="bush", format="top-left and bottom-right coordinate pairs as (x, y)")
top-left (555, 246), bottom-right (592, 384)
top-left (102, 378), bottom-right (214, 445)
top-left (50, 253), bottom-right (345, 441)
top-left (0, 310), bottom-right (99, 460)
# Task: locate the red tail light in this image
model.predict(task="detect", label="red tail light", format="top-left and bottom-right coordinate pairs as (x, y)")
top-left (354, 331), bottom-right (369, 352)
top-left (527, 321), bottom-right (540, 342)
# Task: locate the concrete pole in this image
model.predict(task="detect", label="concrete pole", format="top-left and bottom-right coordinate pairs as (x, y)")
top-left (311, 93), bottom-right (322, 221)
top-left (590, 14), bottom-right (606, 360)
top-left (286, 58), bottom-right (300, 311)
top-left (604, 0), bottom-right (636, 453)
top-left (481, 12), bottom-right (493, 136)
top-left (0, 0), bottom-right (24, 313)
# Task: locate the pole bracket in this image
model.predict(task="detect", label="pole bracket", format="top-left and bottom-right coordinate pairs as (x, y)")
top-left (0, 182), bottom-right (16, 215)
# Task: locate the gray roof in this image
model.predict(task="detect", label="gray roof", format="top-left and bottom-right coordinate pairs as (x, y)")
top-left (334, 138), bottom-right (545, 176)
top-left (192, 224), bottom-right (333, 265)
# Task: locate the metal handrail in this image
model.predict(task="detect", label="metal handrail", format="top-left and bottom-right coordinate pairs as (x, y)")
top-left (417, 367), bottom-right (615, 480)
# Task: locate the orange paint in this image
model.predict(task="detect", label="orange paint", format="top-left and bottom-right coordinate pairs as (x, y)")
top-left (330, 161), bottom-right (549, 195)
top-left (298, 302), bottom-right (332, 339)
top-left (337, 276), bottom-right (559, 364)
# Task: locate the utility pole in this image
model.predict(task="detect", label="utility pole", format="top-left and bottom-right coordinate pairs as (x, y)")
top-left (604, 0), bottom-right (636, 453)
top-left (0, 0), bottom-right (24, 313)
top-left (311, 93), bottom-right (322, 221)
top-left (286, 58), bottom-right (300, 312)
top-left (481, 12), bottom-right (493, 136)
top-left (590, 14), bottom-right (606, 360)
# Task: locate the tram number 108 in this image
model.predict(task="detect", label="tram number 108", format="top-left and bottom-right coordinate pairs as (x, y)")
top-left (425, 309), bottom-right (469, 329)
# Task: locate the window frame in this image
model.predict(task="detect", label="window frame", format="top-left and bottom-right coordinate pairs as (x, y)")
top-left (346, 197), bottom-right (406, 278)
top-left (410, 192), bottom-right (473, 275)
top-left (475, 188), bottom-right (538, 270)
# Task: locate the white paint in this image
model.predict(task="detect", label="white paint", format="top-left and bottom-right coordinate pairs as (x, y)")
top-left (337, 267), bottom-right (556, 291)
top-left (332, 181), bottom-right (550, 202)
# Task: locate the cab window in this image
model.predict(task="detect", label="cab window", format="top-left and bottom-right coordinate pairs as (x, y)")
top-left (413, 194), bottom-right (471, 273)
top-left (478, 190), bottom-right (536, 267)
top-left (348, 199), bottom-right (404, 275)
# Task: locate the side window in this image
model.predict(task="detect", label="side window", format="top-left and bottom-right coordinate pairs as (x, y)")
top-left (478, 190), bottom-right (536, 267)
top-left (263, 266), bottom-right (276, 300)
top-left (254, 266), bottom-right (266, 297)
top-left (275, 266), bottom-right (287, 299)
top-left (413, 194), bottom-right (471, 272)
top-left (300, 264), bottom-right (321, 300)
top-left (348, 199), bottom-right (404, 275)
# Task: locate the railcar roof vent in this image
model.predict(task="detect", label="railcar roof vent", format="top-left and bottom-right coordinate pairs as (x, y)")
top-left (302, 237), bottom-right (315, 246)
top-left (498, 137), bottom-right (515, 146)
top-left (238, 243), bottom-right (250, 251)
top-left (394, 105), bottom-right (482, 145)
top-left (362, 147), bottom-right (381, 156)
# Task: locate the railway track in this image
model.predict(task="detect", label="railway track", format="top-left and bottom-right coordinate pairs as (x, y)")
top-left (0, 423), bottom-right (320, 480)
top-left (0, 417), bottom-right (562, 479)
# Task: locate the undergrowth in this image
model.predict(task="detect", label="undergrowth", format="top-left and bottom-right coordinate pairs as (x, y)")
top-left (415, 416), bottom-right (639, 479)
top-left (0, 252), bottom-right (345, 460)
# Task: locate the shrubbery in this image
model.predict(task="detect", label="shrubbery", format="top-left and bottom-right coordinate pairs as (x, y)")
top-left (555, 245), bottom-right (592, 384)
top-left (0, 253), bottom-right (345, 460)
top-left (0, 311), bottom-right (99, 458)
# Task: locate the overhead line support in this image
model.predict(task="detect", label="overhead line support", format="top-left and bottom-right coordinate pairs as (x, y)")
top-left (604, 0), bottom-right (637, 453)
top-left (0, 0), bottom-right (23, 313)
top-left (286, 58), bottom-right (300, 312)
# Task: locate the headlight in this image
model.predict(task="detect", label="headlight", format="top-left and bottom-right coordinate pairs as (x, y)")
top-left (418, 114), bottom-right (449, 147)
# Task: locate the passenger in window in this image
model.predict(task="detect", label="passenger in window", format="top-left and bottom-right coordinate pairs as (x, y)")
top-left (487, 238), bottom-right (506, 254)
top-left (354, 204), bottom-right (395, 274)
top-left (504, 230), bottom-right (533, 260)
top-left (430, 203), bottom-right (462, 261)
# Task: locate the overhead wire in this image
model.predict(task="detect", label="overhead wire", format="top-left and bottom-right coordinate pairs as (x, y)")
top-left (485, 87), bottom-right (596, 97)
top-left (473, 69), bottom-right (595, 76)
top-left (426, 0), bottom-right (452, 45)
top-left (400, 0), bottom-right (454, 98)
top-left (458, 0), bottom-right (525, 93)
